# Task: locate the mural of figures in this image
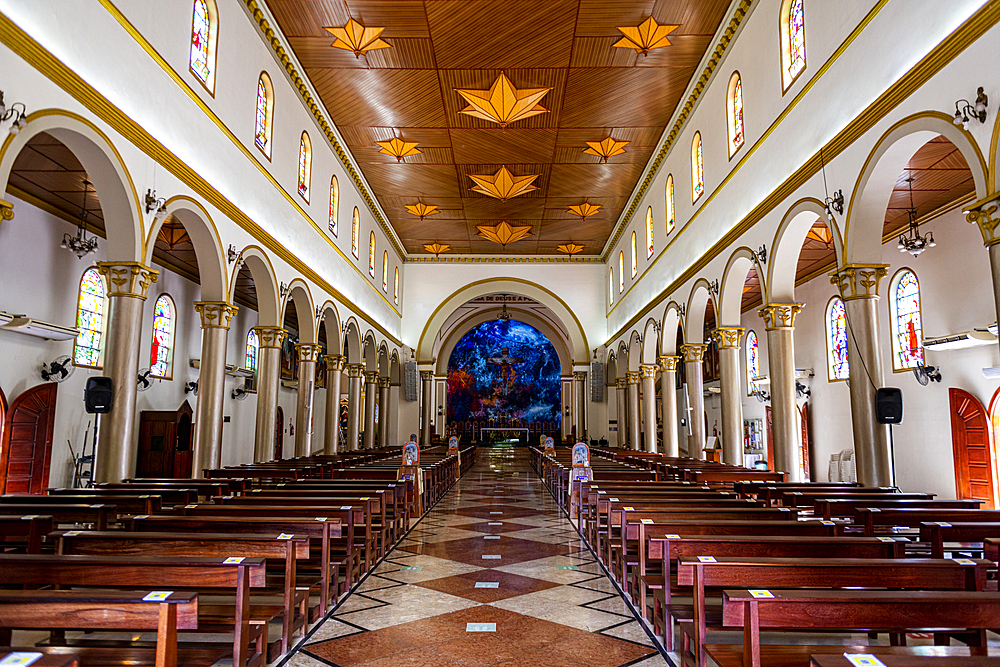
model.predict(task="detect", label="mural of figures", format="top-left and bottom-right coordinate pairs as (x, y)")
top-left (447, 319), bottom-right (561, 427)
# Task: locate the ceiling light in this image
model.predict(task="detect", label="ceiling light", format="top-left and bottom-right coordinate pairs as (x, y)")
top-left (62, 179), bottom-right (99, 258)
top-left (455, 73), bottom-right (551, 130)
top-left (613, 17), bottom-right (680, 56)
top-left (406, 203), bottom-right (439, 220)
top-left (896, 176), bottom-right (936, 256)
top-left (468, 166), bottom-right (539, 202)
top-left (476, 221), bottom-right (533, 249)
top-left (423, 242), bottom-right (450, 257)
top-left (584, 137), bottom-right (629, 163)
top-left (567, 203), bottom-right (601, 220)
top-left (376, 137), bottom-right (421, 162)
top-left (323, 19), bottom-right (391, 58)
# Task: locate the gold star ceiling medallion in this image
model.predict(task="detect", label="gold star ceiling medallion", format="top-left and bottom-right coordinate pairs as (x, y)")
top-left (557, 243), bottom-right (585, 257)
top-left (324, 19), bottom-right (391, 58)
top-left (424, 242), bottom-right (451, 257)
top-left (477, 221), bottom-right (533, 249)
top-left (376, 137), bottom-right (421, 162)
top-left (468, 166), bottom-right (540, 202)
top-left (584, 137), bottom-right (629, 163)
top-left (567, 203), bottom-right (601, 221)
top-left (613, 17), bottom-right (680, 56)
top-left (406, 203), bottom-right (440, 220)
top-left (455, 73), bottom-right (551, 130)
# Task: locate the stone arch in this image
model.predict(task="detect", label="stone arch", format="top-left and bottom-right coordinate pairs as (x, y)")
top-left (660, 302), bottom-right (683, 356)
top-left (844, 111), bottom-right (988, 266)
top-left (0, 110), bottom-right (144, 261)
top-left (377, 344), bottom-right (390, 377)
top-left (768, 198), bottom-right (837, 303)
top-left (343, 318), bottom-right (362, 364)
top-left (991, 105), bottom-right (1000, 193)
top-left (230, 245), bottom-right (280, 327)
top-left (362, 331), bottom-right (378, 372)
top-left (146, 195), bottom-right (228, 302)
top-left (627, 331), bottom-right (642, 372)
top-left (317, 301), bottom-right (343, 357)
top-left (719, 246), bottom-right (766, 326)
top-left (685, 279), bottom-right (716, 343)
top-left (282, 280), bottom-right (316, 344)
top-left (617, 342), bottom-right (629, 373)
top-left (641, 318), bottom-right (660, 365)
top-left (606, 349), bottom-right (618, 384)
top-left (389, 350), bottom-right (401, 384)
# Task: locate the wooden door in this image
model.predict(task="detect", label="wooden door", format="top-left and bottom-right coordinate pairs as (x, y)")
top-left (274, 406), bottom-right (284, 460)
top-left (799, 402), bottom-right (811, 481)
top-left (136, 411), bottom-right (176, 478)
top-left (0, 383), bottom-right (57, 494)
top-left (950, 388), bottom-right (996, 508)
top-left (172, 402), bottom-right (193, 478)
top-left (765, 406), bottom-right (774, 471)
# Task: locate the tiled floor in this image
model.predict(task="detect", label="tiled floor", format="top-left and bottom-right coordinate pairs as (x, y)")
top-left (287, 446), bottom-right (670, 667)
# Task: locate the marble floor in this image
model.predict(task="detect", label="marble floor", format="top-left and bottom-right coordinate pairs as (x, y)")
top-left (284, 446), bottom-right (670, 667)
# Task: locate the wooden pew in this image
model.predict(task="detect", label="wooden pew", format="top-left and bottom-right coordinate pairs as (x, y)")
top-left (809, 651), bottom-right (1000, 667)
top-left (3, 494), bottom-right (162, 516)
top-left (0, 515), bottom-right (54, 553)
top-left (816, 499), bottom-right (980, 522)
top-left (919, 521), bottom-right (1000, 558)
top-left (0, 505), bottom-right (116, 530)
top-left (0, 651), bottom-right (78, 666)
top-left (51, 486), bottom-right (198, 507)
top-left (854, 508), bottom-right (1000, 537)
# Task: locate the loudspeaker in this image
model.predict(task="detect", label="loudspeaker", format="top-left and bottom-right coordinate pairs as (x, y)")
top-left (875, 387), bottom-right (902, 424)
top-left (85, 377), bottom-right (113, 414)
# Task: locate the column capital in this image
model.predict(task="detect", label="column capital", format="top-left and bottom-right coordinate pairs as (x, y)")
top-left (346, 363), bottom-right (364, 378)
top-left (420, 370), bottom-right (434, 381)
top-left (757, 303), bottom-right (803, 330)
top-left (0, 199), bottom-right (14, 222)
top-left (364, 371), bottom-right (380, 384)
top-left (639, 363), bottom-right (658, 379)
top-left (379, 376), bottom-right (392, 388)
top-left (323, 354), bottom-right (345, 371)
top-left (711, 327), bottom-right (745, 349)
top-left (573, 371), bottom-right (588, 381)
top-left (253, 326), bottom-right (287, 348)
top-left (626, 370), bottom-right (642, 385)
top-left (96, 262), bottom-right (159, 299)
top-left (679, 342), bottom-right (709, 363)
top-left (966, 192), bottom-right (1000, 246)
top-left (829, 264), bottom-right (888, 301)
top-left (658, 354), bottom-right (681, 372)
top-left (295, 343), bottom-right (322, 363)
top-left (616, 378), bottom-right (628, 389)
top-left (193, 301), bottom-right (238, 329)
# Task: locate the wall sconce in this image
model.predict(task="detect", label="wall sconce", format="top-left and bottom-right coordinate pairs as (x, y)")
top-left (752, 244), bottom-right (767, 266)
top-left (953, 87), bottom-right (988, 128)
top-left (227, 244), bottom-right (238, 264)
top-left (437, 405), bottom-right (443, 417)
top-left (144, 189), bottom-right (167, 220)
top-left (564, 405), bottom-right (570, 417)
top-left (279, 281), bottom-right (289, 300)
top-left (0, 90), bottom-right (27, 134)
top-left (824, 190), bottom-right (844, 223)
top-left (708, 279), bottom-right (719, 297)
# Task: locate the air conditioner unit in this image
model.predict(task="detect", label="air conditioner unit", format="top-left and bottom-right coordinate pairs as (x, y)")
top-left (0, 315), bottom-right (79, 341)
top-left (923, 329), bottom-right (996, 351)
top-left (189, 359), bottom-right (255, 377)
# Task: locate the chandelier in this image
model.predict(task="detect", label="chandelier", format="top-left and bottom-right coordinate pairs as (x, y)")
top-left (495, 294), bottom-right (512, 322)
top-left (897, 176), bottom-right (935, 256)
top-left (62, 180), bottom-right (99, 258)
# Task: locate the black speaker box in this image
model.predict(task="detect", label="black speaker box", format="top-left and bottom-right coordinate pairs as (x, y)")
top-left (875, 387), bottom-right (903, 424)
top-left (85, 377), bottom-right (114, 414)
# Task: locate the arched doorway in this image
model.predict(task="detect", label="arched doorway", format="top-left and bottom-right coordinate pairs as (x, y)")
top-left (0, 383), bottom-right (58, 494)
top-left (274, 406), bottom-right (284, 460)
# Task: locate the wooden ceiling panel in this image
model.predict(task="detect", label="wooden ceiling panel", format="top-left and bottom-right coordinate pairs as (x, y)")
top-left (570, 37), bottom-right (639, 68)
top-left (353, 145), bottom-right (455, 164)
top-left (574, 0), bottom-right (656, 37)
top-left (339, 126), bottom-right (454, 147)
top-left (379, 195), bottom-right (466, 218)
top-left (392, 217), bottom-right (472, 239)
top-left (450, 128), bottom-right (558, 165)
top-left (362, 163), bottom-right (463, 197)
top-left (461, 197), bottom-right (546, 220)
top-left (290, 36), bottom-right (436, 69)
top-left (439, 68), bottom-right (567, 130)
top-left (309, 68), bottom-right (447, 126)
top-left (547, 163), bottom-right (644, 197)
top-left (651, 0), bottom-right (732, 34)
top-left (536, 217), bottom-right (609, 241)
top-left (561, 66), bottom-right (694, 127)
top-left (454, 163), bottom-right (551, 199)
top-left (632, 34), bottom-right (714, 67)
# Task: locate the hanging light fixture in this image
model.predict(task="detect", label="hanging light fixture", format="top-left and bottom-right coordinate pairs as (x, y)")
top-left (495, 294), bottom-right (512, 322)
top-left (897, 176), bottom-right (936, 256)
top-left (61, 179), bottom-right (99, 258)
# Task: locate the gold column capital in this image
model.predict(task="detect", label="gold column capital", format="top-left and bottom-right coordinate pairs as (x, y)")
top-left (96, 262), bottom-right (159, 299)
top-left (295, 343), bottom-right (322, 363)
top-left (658, 354), bottom-right (680, 372)
top-left (323, 354), bottom-right (345, 371)
top-left (346, 363), bottom-right (364, 378)
top-left (711, 326), bottom-right (745, 349)
top-left (829, 264), bottom-right (888, 301)
top-left (253, 326), bottom-right (287, 348)
top-left (379, 376), bottom-right (392, 388)
top-left (364, 371), bottom-right (380, 384)
top-left (966, 193), bottom-right (1000, 246)
top-left (420, 370), bottom-right (434, 381)
top-left (626, 370), bottom-right (642, 385)
top-left (0, 199), bottom-right (14, 222)
top-left (758, 303), bottom-right (803, 330)
top-left (573, 371), bottom-right (588, 381)
top-left (679, 342), bottom-right (708, 363)
top-left (193, 301), bottom-right (238, 329)
top-left (616, 378), bottom-right (628, 389)
top-left (639, 363), bottom-right (658, 379)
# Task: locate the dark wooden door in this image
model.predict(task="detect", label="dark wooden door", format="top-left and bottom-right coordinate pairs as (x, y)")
top-left (173, 408), bottom-right (193, 478)
top-left (764, 406), bottom-right (774, 471)
top-left (799, 402), bottom-right (811, 481)
top-left (136, 411), bottom-right (176, 478)
top-left (0, 383), bottom-right (57, 494)
top-left (950, 388), bottom-right (996, 509)
top-left (274, 406), bottom-right (283, 460)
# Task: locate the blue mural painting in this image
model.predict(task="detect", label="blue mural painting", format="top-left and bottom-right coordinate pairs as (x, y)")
top-left (447, 320), bottom-right (561, 426)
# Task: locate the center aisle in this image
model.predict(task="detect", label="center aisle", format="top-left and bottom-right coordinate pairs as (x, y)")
top-left (286, 446), bottom-right (670, 667)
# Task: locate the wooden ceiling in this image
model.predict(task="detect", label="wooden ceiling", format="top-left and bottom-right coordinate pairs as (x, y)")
top-left (265, 0), bottom-right (731, 255)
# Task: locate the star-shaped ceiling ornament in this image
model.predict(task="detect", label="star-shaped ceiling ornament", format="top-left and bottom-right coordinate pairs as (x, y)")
top-left (455, 73), bottom-right (551, 129)
top-left (324, 19), bottom-right (391, 58)
top-left (376, 137), bottom-right (421, 162)
top-left (476, 221), bottom-right (533, 249)
top-left (567, 203), bottom-right (601, 221)
top-left (613, 17), bottom-right (680, 56)
top-left (584, 137), bottom-right (629, 163)
top-left (406, 203), bottom-right (440, 220)
top-left (557, 243), bottom-right (585, 257)
top-left (468, 166), bottom-right (540, 202)
top-left (423, 242), bottom-right (451, 257)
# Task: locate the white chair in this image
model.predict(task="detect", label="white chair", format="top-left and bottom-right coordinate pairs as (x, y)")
top-left (827, 452), bottom-right (842, 482)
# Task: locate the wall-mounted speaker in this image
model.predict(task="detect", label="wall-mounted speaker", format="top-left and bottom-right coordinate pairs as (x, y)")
top-left (403, 362), bottom-right (418, 402)
top-left (84, 377), bottom-right (113, 414)
top-left (590, 361), bottom-right (604, 402)
top-left (875, 387), bottom-right (903, 424)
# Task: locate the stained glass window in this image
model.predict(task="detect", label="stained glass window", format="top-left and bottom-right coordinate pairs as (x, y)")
top-left (352, 207), bottom-right (360, 259)
top-left (73, 268), bottom-right (107, 368)
top-left (630, 232), bottom-right (637, 278)
top-left (745, 329), bottom-right (759, 395)
top-left (246, 329), bottom-right (259, 373)
top-left (645, 207), bottom-right (654, 258)
top-left (782, 0), bottom-right (806, 89)
top-left (826, 297), bottom-right (849, 381)
top-left (369, 231), bottom-right (376, 278)
top-left (891, 269), bottom-right (924, 369)
top-left (382, 251), bottom-right (388, 292)
top-left (609, 269), bottom-right (614, 305)
top-left (297, 131), bottom-right (311, 202)
top-left (394, 267), bottom-right (399, 305)
top-left (189, 0), bottom-right (216, 91)
top-left (149, 294), bottom-right (175, 379)
top-left (618, 252), bottom-right (624, 293)
top-left (691, 132), bottom-right (704, 202)
top-left (329, 176), bottom-right (339, 236)
top-left (665, 174), bottom-right (675, 233)
top-left (254, 73), bottom-right (273, 157)
top-left (729, 72), bottom-right (744, 155)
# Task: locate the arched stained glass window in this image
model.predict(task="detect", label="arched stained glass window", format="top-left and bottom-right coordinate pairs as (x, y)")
top-left (382, 251), bottom-right (388, 292)
top-left (351, 207), bottom-right (360, 259)
top-left (665, 174), bottom-right (675, 234)
top-left (728, 72), bottom-right (744, 156)
top-left (329, 176), bottom-right (339, 236)
top-left (189, 0), bottom-right (218, 93)
top-left (745, 330), bottom-right (759, 395)
top-left (609, 268), bottom-right (614, 305)
top-left (691, 132), bottom-right (704, 202)
top-left (297, 131), bottom-right (312, 202)
top-left (368, 231), bottom-right (376, 278)
top-left (394, 267), bottom-right (399, 305)
top-left (618, 252), bottom-right (624, 293)
top-left (890, 269), bottom-right (924, 370)
top-left (630, 232), bottom-right (637, 278)
top-left (781, 0), bottom-right (806, 90)
top-left (246, 329), bottom-right (259, 373)
top-left (150, 294), bottom-right (176, 379)
top-left (826, 297), bottom-right (849, 381)
top-left (645, 206), bottom-right (654, 258)
top-left (254, 73), bottom-right (274, 158)
top-left (73, 268), bottom-right (108, 368)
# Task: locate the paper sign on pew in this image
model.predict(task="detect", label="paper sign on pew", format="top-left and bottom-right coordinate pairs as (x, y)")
top-left (749, 589), bottom-right (774, 598)
top-left (843, 655), bottom-right (887, 667)
top-left (142, 591), bottom-right (173, 602)
top-left (0, 653), bottom-right (44, 666)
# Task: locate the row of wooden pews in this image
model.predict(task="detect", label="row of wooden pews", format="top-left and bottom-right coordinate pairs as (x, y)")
top-left (535, 446), bottom-right (1000, 667)
top-left (0, 444), bottom-right (476, 667)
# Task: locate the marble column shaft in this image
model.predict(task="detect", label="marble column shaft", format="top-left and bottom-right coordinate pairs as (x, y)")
top-left (94, 262), bottom-right (158, 483)
top-left (378, 377), bottom-right (391, 448)
top-left (323, 355), bottom-right (345, 455)
top-left (420, 371), bottom-right (433, 446)
top-left (680, 343), bottom-right (708, 459)
top-left (294, 343), bottom-right (321, 457)
top-left (363, 371), bottom-right (378, 449)
top-left (192, 301), bottom-right (238, 477)
top-left (573, 371), bottom-right (587, 441)
top-left (346, 364), bottom-right (363, 451)
top-left (639, 364), bottom-right (658, 453)
top-left (712, 327), bottom-right (745, 466)
top-left (253, 327), bottom-right (286, 462)
top-left (759, 303), bottom-right (803, 482)
top-left (615, 379), bottom-right (628, 448)
top-left (626, 371), bottom-right (641, 451)
top-left (659, 356), bottom-right (681, 457)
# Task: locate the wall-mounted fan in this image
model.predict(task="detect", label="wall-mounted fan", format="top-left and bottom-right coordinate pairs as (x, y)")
top-left (184, 381), bottom-right (199, 395)
top-left (137, 368), bottom-right (153, 392)
top-left (41, 355), bottom-right (75, 382)
top-left (912, 365), bottom-right (942, 386)
top-left (231, 386), bottom-right (248, 400)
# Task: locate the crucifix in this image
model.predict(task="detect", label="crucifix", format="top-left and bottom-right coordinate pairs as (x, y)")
top-left (488, 347), bottom-right (522, 396)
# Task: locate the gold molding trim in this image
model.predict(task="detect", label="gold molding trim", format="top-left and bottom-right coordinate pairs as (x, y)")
top-left (639, 364), bottom-right (658, 379)
top-left (0, 198), bottom-right (14, 222)
top-left (830, 264), bottom-right (888, 301)
top-left (405, 255), bottom-right (601, 264)
top-left (712, 326), bottom-right (745, 349)
top-left (96, 261), bottom-right (159, 299)
top-left (965, 191), bottom-right (1000, 246)
top-left (194, 301), bottom-right (239, 329)
top-left (758, 303), bottom-right (803, 330)
top-left (658, 354), bottom-right (680, 372)
top-left (253, 326), bottom-right (287, 348)
top-left (323, 354), bottom-right (346, 371)
top-left (626, 370), bottom-right (642, 384)
top-left (295, 343), bottom-right (322, 363)
top-left (346, 363), bottom-right (364, 378)
top-left (679, 343), bottom-right (708, 363)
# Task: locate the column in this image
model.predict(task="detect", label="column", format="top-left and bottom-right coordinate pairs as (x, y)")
top-left (680, 343), bottom-right (708, 458)
top-left (192, 301), bottom-right (238, 476)
top-left (420, 370), bottom-right (433, 446)
top-left (712, 327), bottom-right (745, 466)
top-left (831, 265), bottom-right (891, 486)
top-left (759, 303), bottom-right (803, 481)
top-left (378, 377), bottom-right (391, 448)
top-left (363, 371), bottom-right (378, 449)
top-left (616, 378), bottom-right (628, 447)
top-left (967, 198), bottom-right (1000, 357)
top-left (626, 371), bottom-right (641, 451)
top-left (639, 364), bottom-right (658, 452)
top-left (322, 355), bottom-right (344, 455)
top-left (253, 327), bottom-right (286, 462)
top-left (659, 355), bottom-right (680, 457)
top-left (346, 363), bottom-right (363, 451)
top-left (573, 371), bottom-right (587, 441)
top-left (93, 262), bottom-right (158, 483)
top-left (294, 343), bottom-right (321, 457)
